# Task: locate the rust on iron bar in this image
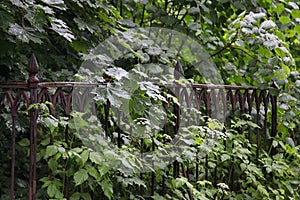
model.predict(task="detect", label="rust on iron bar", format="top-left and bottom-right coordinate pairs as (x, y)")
top-left (0, 81), bottom-right (277, 91)
top-left (38, 82), bottom-right (105, 88)
top-left (192, 83), bottom-right (259, 90)
top-left (0, 81), bottom-right (28, 89)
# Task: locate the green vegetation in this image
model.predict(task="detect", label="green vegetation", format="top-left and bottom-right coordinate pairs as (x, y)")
top-left (0, 0), bottom-right (300, 199)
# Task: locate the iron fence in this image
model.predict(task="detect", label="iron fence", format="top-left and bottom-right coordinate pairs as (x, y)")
top-left (0, 55), bottom-right (278, 200)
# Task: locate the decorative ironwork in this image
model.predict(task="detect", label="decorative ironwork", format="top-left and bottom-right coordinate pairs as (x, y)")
top-left (0, 55), bottom-right (278, 200)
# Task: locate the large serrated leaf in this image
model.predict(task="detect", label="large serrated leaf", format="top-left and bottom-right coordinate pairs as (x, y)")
top-left (74, 168), bottom-right (89, 185)
top-left (89, 151), bottom-right (103, 164)
top-left (101, 179), bottom-right (113, 199)
top-left (49, 17), bottom-right (75, 41)
top-left (260, 20), bottom-right (276, 29)
top-left (189, 7), bottom-right (200, 14)
top-left (80, 150), bottom-right (89, 165)
top-left (41, 0), bottom-right (64, 4)
top-left (45, 145), bottom-right (58, 158)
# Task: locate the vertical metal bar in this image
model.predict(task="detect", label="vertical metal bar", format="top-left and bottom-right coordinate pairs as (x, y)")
top-left (140, 138), bottom-right (144, 196)
top-left (204, 89), bottom-right (210, 181)
top-left (271, 95), bottom-right (277, 155)
top-left (162, 174), bottom-right (166, 195)
top-left (120, 0), bottom-right (123, 16)
top-left (27, 54), bottom-right (39, 200)
top-left (117, 110), bottom-right (121, 148)
top-left (263, 92), bottom-right (270, 151)
top-left (204, 155), bottom-right (208, 181)
top-left (10, 113), bottom-right (17, 200)
top-left (196, 150), bottom-right (199, 181)
top-left (263, 108), bottom-right (268, 150)
top-left (162, 100), bottom-right (168, 195)
top-left (230, 90), bottom-right (236, 190)
top-left (151, 139), bottom-right (155, 196)
top-left (173, 84), bottom-right (181, 178)
top-left (211, 89), bottom-right (218, 120)
top-left (255, 91), bottom-right (261, 164)
top-left (174, 93), bottom-right (180, 136)
top-left (63, 124), bottom-right (69, 198)
top-left (173, 161), bottom-right (179, 178)
top-left (181, 163), bottom-right (193, 200)
top-left (247, 91), bottom-right (255, 142)
top-left (104, 100), bottom-right (110, 137)
top-left (211, 89), bottom-right (218, 186)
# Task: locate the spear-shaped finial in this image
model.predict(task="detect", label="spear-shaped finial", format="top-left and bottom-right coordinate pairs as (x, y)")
top-left (174, 60), bottom-right (184, 80)
top-left (27, 54), bottom-right (39, 83)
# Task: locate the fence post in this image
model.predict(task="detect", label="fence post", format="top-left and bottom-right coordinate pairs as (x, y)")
top-left (271, 94), bottom-right (277, 156)
top-left (27, 54), bottom-right (39, 200)
top-left (10, 102), bottom-right (17, 200)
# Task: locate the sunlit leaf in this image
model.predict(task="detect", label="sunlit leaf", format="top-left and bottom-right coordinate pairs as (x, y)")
top-left (279, 16), bottom-right (291, 25)
top-left (260, 20), bottom-right (276, 29)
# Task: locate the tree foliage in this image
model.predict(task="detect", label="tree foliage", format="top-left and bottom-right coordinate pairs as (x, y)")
top-left (0, 0), bottom-right (300, 199)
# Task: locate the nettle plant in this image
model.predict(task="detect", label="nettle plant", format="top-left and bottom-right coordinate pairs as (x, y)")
top-left (27, 86), bottom-right (299, 200)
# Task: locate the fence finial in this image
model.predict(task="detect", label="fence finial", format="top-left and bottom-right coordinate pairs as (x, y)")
top-left (174, 60), bottom-right (184, 80)
top-left (27, 54), bottom-right (39, 83)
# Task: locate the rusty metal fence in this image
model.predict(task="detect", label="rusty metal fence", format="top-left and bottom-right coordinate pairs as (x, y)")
top-left (0, 55), bottom-right (277, 200)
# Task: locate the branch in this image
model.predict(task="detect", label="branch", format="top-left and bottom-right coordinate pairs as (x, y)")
top-left (210, 30), bottom-right (239, 58)
top-left (178, 10), bottom-right (188, 25)
top-left (230, 46), bottom-right (256, 59)
top-left (164, 0), bottom-right (168, 11)
top-left (120, 0), bottom-right (123, 17)
top-left (140, 5), bottom-right (146, 26)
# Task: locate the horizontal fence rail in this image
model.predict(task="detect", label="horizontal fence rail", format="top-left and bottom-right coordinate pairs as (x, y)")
top-left (0, 55), bottom-right (278, 200)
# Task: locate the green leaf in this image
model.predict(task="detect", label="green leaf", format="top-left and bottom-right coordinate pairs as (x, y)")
top-left (285, 137), bottom-right (295, 147)
top-left (44, 116), bottom-right (58, 133)
top-left (253, 12), bottom-right (266, 19)
top-left (98, 164), bottom-right (110, 176)
top-left (81, 150), bottom-right (89, 165)
top-left (274, 3), bottom-right (285, 15)
top-left (47, 183), bottom-right (61, 198)
top-left (274, 64), bottom-right (290, 80)
top-left (81, 193), bottom-right (92, 200)
top-left (172, 177), bottom-right (188, 188)
top-left (279, 15), bottom-right (290, 24)
top-left (41, 177), bottom-right (52, 188)
top-left (8, 23), bottom-right (28, 42)
top-left (74, 168), bottom-right (89, 186)
top-left (40, 137), bottom-right (50, 146)
top-left (47, 184), bottom-right (56, 198)
top-left (87, 166), bottom-right (100, 181)
top-left (272, 140), bottom-right (278, 148)
top-left (294, 26), bottom-right (300, 34)
top-left (288, 2), bottom-right (299, 10)
top-left (291, 10), bottom-right (300, 18)
top-left (89, 151), bottom-right (103, 164)
top-left (240, 163), bottom-right (247, 171)
top-left (221, 154), bottom-right (231, 162)
top-left (18, 138), bottom-right (30, 147)
top-left (257, 184), bottom-right (269, 197)
top-left (48, 158), bottom-right (57, 171)
top-left (260, 20), bottom-right (276, 29)
top-left (275, 47), bottom-right (286, 58)
top-left (45, 145), bottom-right (58, 158)
top-left (49, 17), bottom-right (75, 41)
top-left (70, 192), bottom-right (81, 200)
top-left (101, 179), bottom-right (113, 199)
top-left (41, 0), bottom-right (64, 4)
top-left (189, 7), bottom-right (200, 15)
top-left (105, 67), bottom-right (128, 81)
